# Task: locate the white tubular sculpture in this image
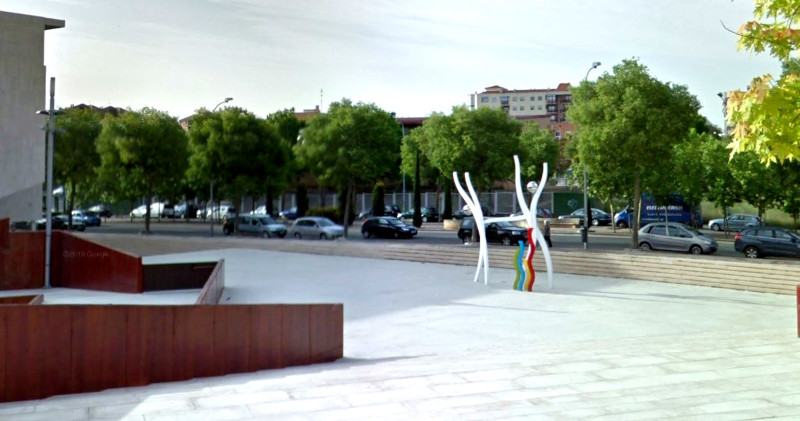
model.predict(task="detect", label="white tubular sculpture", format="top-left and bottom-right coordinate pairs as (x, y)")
top-left (453, 155), bottom-right (553, 289)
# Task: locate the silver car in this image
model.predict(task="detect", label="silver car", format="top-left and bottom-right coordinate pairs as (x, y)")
top-left (290, 216), bottom-right (344, 240)
top-left (237, 214), bottom-right (286, 238)
top-left (707, 214), bottom-right (761, 232)
top-left (638, 222), bottom-right (717, 255)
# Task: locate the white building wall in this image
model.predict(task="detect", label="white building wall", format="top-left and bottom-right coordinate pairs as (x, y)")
top-left (0, 11), bottom-right (64, 222)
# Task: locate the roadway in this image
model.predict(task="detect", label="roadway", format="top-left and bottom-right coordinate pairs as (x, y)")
top-left (82, 218), bottom-right (745, 258)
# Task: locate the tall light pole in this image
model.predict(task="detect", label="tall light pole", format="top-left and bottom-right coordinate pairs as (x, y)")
top-left (401, 121), bottom-right (406, 210)
top-left (37, 77), bottom-right (57, 288)
top-left (209, 97), bottom-right (233, 237)
top-left (582, 61), bottom-right (601, 250)
top-left (717, 92), bottom-right (727, 137)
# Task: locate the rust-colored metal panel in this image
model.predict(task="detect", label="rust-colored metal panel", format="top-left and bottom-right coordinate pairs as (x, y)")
top-left (196, 260), bottom-right (225, 305)
top-left (249, 305), bottom-right (283, 370)
top-left (38, 307), bottom-right (74, 399)
top-left (213, 306), bottom-right (251, 375)
top-left (1, 231), bottom-right (44, 290)
top-left (281, 305), bottom-right (311, 367)
top-left (0, 219), bottom-right (9, 249)
top-left (0, 295), bottom-right (43, 305)
top-left (172, 306), bottom-right (216, 381)
top-left (309, 304), bottom-right (344, 363)
top-left (2, 306), bottom-right (71, 402)
top-left (58, 233), bottom-right (142, 293)
top-left (70, 306), bottom-right (128, 393)
top-left (125, 306), bottom-right (174, 386)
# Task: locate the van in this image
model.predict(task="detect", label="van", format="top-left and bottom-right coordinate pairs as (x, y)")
top-left (614, 194), bottom-right (702, 228)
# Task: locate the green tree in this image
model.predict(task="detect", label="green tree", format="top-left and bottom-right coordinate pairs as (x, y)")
top-left (518, 123), bottom-right (560, 182)
top-left (671, 130), bottom-right (711, 228)
top-left (265, 109), bottom-right (303, 214)
top-left (728, 0), bottom-right (800, 163)
top-left (416, 106), bottom-right (522, 192)
top-left (188, 107), bottom-right (289, 231)
top-left (96, 108), bottom-right (188, 234)
top-left (730, 150), bottom-right (784, 219)
top-left (567, 59), bottom-right (701, 247)
top-left (294, 99), bottom-right (401, 237)
top-left (53, 107), bottom-right (103, 227)
top-left (702, 135), bottom-right (744, 234)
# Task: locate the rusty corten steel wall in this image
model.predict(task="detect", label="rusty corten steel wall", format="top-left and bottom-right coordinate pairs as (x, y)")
top-left (53, 232), bottom-right (143, 293)
top-left (0, 303), bottom-right (344, 403)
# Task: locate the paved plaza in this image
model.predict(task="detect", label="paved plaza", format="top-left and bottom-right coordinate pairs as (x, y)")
top-left (1, 247), bottom-right (799, 420)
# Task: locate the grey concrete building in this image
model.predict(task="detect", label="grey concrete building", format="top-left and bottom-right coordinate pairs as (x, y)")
top-left (0, 11), bottom-right (64, 222)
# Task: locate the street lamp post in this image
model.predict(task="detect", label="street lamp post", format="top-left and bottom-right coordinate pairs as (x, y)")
top-left (582, 62), bottom-right (601, 250)
top-left (209, 97), bottom-right (233, 237)
top-left (717, 92), bottom-right (727, 137)
top-left (400, 121), bottom-right (406, 210)
top-left (38, 77), bottom-right (57, 288)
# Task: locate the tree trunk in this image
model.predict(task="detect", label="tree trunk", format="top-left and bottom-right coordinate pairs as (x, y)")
top-left (343, 183), bottom-right (352, 238)
top-left (67, 181), bottom-right (76, 229)
top-left (144, 194), bottom-right (152, 235)
top-left (266, 186), bottom-right (274, 216)
top-left (413, 150), bottom-right (422, 227)
top-left (632, 173), bottom-right (641, 249)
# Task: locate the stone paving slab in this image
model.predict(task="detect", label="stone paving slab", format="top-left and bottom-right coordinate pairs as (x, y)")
top-left (0, 246), bottom-right (797, 420)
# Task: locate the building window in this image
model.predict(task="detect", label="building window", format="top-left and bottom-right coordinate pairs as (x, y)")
top-left (538, 96), bottom-right (543, 101)
top-left (492, 97), bottom-right (497, 102)
top-left (547, 105), bottom-right (556, 112)
top-left (519, 96), bottom-right (524, 101)
top-left (530, 105), bottom-right (535, 110)
top-left (512, 106), bottom-right (517, 111)
top-left (500, 95), bottom-right (509, 103)
top-left (555, 131), bottom-right (561, 139)
top-left (546, 94), bottom-right (557, 102)
top-left (512, 96), bottom-right (517, 101)
top-left (530, 96), bottom-right (535, 101)
top-left (481, 96), bottom-right (489, 103)
top-left (550, 115), bottom-right (557, 122)
top-left (538, 105), bottom-right (542, 110)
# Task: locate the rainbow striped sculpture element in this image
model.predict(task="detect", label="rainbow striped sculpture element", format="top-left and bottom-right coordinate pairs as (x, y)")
top-left (453, 155), bottom-right (553, 290)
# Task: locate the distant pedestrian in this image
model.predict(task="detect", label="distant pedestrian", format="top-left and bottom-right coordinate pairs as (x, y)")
top-left (544, 220), bottom-right (553, 248)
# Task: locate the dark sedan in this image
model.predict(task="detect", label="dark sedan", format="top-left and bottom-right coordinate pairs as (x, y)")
top-left (458, 217), bottom-right (528, 246)
top-left (734, 226), bottom-right (800, 258)
top-left (361, 216), bottom-right (417, 239)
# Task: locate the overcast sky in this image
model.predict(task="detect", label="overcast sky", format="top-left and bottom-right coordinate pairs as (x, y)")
top-left (6, 0), bottom-right (780, 128)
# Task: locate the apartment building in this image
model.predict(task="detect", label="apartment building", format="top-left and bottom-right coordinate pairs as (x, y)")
top-left (471, 84), bottom-right (575, 139)
top-left (0, 11), bottom-right (64, 221)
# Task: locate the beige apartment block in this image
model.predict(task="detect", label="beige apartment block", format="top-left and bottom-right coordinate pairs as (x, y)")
top-left (0, 11), bottom-right (64, 221)
top-left (471, 84), bottom-right (575, 139)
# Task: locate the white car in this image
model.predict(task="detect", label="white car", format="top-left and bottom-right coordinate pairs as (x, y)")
top-left (290, 216), bottom-right (344, 240)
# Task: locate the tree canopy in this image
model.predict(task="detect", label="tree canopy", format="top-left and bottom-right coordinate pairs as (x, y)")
top-left (97, 108), bottom-right (188, 233)
top-left (188, 107), bottom-right (290, 221)
top-left (294, 98), bottom-right (401, 235)
top-left (568, 59), bottom-right (701, 246)
top-left (728, 0), bottom-right (800, 163)
top-left (54, 107), bottom-right (103, 217)
top-left (414, 105), bottom-right (522, 192)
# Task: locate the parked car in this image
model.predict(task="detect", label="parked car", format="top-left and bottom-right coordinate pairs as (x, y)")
top-left (198, 205), bottom-right (234, 220)
top-left (457, 217), bottom-right (528, 246)
top-left (72, 210), bottom-right (101, 227)
top-left (453, 205), bottom-right (493, 220)
top-left (35, 214), bottom-right (85, 232)
top-left (130, 205), bottom-right (148, 218)
top-left (279, 207), bottom-right (299, 220)
top-left (638, 222), bottom-right (717, 255)
top-left (130, 202), bottom-right (173, 218)
top-left (88, 204), bottom-right (113, 218)
top-left (558, 208), bottom-right (612, 226)
top-left (734, 226), bottom-right (800, 258)
top-left (708, 214), bottom-right (762, 232)
top-left (398, 207), bottom-right (440, 222)
top-left (361, 216), bottom-right (418, 239)
top-left (251, 205), bottom-right (272, 215)
top-left (223, 214), bottom-right (287, 238)
top-left (173, 202), bottom-right (198, 219)
top-left (358, 204), bottom-right (402, 220)
top-left (290, 216), bottom-right (344, 240)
